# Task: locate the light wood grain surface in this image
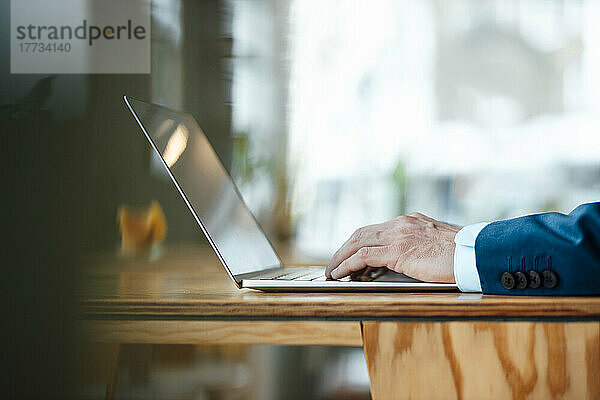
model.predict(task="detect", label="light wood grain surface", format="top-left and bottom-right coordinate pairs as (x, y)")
top-left (80, 320), bottom-right (363, 346)
top-left (362, 321), bottom-right (600, 400)
top-left (78, 245), bottom-right (600, 320)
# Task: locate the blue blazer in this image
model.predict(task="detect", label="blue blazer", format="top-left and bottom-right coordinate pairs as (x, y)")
top-left (475, 202), bottom-right (600, 295)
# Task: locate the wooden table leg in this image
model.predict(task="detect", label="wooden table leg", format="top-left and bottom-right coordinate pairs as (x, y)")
top-left (105, 343), bottom-right (121, 400)
top-left (361, 321), bottom-right (599, 400)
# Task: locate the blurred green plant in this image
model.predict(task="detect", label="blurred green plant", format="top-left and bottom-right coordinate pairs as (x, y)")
top-left (393, 159), bottom-right (408, 215)
top-left (232, 132), bottom-right (295, 240)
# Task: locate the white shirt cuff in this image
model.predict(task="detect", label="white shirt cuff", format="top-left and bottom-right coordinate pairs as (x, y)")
top-left (453, 222), bottom-right (489, 292)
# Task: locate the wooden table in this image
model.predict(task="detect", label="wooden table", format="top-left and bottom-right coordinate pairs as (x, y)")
top-left (78, 245), bottom-right (600, 399)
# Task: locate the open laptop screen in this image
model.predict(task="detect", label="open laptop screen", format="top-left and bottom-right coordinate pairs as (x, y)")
top-left (125, 97), bottom-right (282, 280)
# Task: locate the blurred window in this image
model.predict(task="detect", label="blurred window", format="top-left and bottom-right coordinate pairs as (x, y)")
top-left (232, 0), bottom-right (600, 257)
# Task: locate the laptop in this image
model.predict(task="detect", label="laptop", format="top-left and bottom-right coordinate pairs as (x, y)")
top-left (124, 96), bottom-right (458, 292)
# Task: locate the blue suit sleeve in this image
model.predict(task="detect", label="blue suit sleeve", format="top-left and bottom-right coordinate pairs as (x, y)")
top-left (475, 202), bottom-right (600, 295)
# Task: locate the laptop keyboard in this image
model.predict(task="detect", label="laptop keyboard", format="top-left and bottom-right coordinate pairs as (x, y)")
top-left (255, 267), bottom-right (350, 281)
top-left (275, 269), bottom-right (325, 281)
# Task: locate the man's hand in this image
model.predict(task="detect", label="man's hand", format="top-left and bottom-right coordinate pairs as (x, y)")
top-left (325, 213), bottom-right (461, 283)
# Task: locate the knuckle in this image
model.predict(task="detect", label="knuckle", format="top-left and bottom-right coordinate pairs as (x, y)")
top-left (395, 215), bottom-right (414, 225)
top-left (392, 242), bottom-right (409, 254)
top-left (351, 228), bottom-right (365, 242)
top-left (357, 247), bottom-right (370, 258)
top-left (387, 243), bottom-right (399, 252)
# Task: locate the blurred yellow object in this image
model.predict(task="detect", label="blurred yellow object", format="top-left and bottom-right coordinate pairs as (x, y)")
top-left (117, 201), bottom-right (167, 255)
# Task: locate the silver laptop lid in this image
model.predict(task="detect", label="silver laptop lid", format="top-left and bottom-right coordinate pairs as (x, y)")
top-left (124, 96), bottom-right (282, 285)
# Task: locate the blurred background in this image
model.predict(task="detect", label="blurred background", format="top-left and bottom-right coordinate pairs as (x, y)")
top-left (2, 0), bottom-right (600, 398)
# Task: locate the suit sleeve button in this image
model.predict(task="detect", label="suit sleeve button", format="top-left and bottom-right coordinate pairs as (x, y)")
top-left (528, 270), bottom-right (541, 288)
top-left (542, 270), bottom-right (558, 288)
top-left (501, 272), bottom-right (515, 289)
top-left (514, 271), bottom-right (528, 289)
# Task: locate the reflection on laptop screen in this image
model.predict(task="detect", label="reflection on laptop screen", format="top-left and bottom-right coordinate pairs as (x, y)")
top-left (126, 98), bottom-right (282, 277)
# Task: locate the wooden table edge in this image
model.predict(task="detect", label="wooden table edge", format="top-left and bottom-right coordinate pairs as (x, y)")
top-left (77, 319), bottom-right (364, 347)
